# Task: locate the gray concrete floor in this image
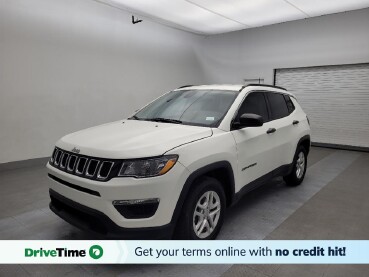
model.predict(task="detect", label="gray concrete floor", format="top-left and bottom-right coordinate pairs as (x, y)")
top-left (0, 147), bottom-right (369, 276)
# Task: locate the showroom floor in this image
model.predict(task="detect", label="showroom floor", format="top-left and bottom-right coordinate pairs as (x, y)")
top-left (0, 147), bottom-right (368, 276)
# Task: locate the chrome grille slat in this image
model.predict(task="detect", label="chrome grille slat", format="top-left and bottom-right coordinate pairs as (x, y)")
top-left (67, 155), bottom-right (77, 172)
top-left (97, 161), bottom-right (114, 180)
top-left (86, 159), bottom-right (99, 177)
top-left (60, 153), bottom-right (69, 169)
top-left (54, 150), bottom-right (63, 166)
top-left (75, 157), bottom-right (88, 175)
top-left (50, 148), bottom-right (57, 163)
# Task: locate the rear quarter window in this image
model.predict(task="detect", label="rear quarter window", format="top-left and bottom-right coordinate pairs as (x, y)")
top-left (284, 95), bottom-right (295, 114)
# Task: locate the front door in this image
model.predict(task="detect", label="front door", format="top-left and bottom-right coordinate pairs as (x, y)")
top-left (231, 91), bottom-right (276, 192)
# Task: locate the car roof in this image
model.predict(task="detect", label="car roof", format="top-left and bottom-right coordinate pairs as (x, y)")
top-left (175, 84), bottom-right (295, 97)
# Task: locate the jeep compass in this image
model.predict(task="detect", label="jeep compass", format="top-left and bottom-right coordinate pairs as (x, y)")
top-left (47, 84), bottom-right (311, 240)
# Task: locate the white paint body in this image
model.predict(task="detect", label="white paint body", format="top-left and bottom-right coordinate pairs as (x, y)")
top-left (47, 85), bottom-right (310, 229)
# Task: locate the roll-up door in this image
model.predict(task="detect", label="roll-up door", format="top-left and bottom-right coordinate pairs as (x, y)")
top-left (275, 63), bottom-right (369, 149)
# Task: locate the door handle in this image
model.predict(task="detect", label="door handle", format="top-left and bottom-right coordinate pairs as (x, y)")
top-left (293, 120), bottom-right (299, 125)
top-left (266, 128), bottom-right (276, 134)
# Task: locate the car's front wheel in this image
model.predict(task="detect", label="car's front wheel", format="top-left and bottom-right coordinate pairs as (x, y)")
top-left (175, 177), bottom-right (226, 240)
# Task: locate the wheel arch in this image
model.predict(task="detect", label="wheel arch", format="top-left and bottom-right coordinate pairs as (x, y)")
top-left (297, 135), bottom-right (311, 155)
top-left (170, 161), bottom-right (235, 226)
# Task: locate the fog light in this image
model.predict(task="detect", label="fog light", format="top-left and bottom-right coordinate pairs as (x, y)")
top-left (113, 199), bottom-right (159, 205)
top-left (113, 198), bottom-right (159, 219)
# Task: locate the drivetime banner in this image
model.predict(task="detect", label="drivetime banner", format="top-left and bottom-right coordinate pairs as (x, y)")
top-left (1, 240), bottom-right (369, 264)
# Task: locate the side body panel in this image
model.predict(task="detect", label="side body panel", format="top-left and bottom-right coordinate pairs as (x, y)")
top-left (231, 121), bottom-right (276, 191)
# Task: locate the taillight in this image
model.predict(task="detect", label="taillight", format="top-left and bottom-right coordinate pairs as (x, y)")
top-left (306, 116), bottom-right (310, 125)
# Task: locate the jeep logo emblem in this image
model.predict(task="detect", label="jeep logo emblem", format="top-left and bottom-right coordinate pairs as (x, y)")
top-left (71, 147), bottom-right (80, 154)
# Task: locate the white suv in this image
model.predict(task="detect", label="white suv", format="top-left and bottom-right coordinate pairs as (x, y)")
top-left (47, 84), bottom-right (311, 240)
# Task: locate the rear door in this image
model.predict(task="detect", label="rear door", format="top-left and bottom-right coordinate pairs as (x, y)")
top-left (264, 91), bottom-right (297, 168)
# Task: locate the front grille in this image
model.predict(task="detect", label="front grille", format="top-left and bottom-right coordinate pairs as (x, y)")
top-left (49, 147), bottom-right (119, 182)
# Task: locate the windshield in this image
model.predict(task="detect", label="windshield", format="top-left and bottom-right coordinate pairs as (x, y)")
top-left (131, 90), bottom-right (238, 127)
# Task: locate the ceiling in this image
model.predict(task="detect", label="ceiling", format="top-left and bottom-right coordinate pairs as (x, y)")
top-left (96, 0), bottom-right (369, 34)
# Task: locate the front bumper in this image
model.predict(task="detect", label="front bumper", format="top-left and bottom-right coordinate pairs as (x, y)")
top-left (46, 161), bottom-right (190, 230)
top-left (49, 189), bottom-right (174, 239)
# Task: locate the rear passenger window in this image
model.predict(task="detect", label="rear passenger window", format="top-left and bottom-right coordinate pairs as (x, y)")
top-left (237, 92), bottom-right (269, 122)
top-left (284, 95), bottom-right (295, 114)
top-left (266, 92), bottom-right (289, 120)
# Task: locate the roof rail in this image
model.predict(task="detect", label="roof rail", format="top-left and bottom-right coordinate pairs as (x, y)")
top-left (239, 84), bottom-right (287, 92)
top-left (177, 85), bottom-right (194, 89)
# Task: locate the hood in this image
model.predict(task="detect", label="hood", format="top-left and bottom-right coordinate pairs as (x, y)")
top-left (56, 119), bottom-right (213, 159)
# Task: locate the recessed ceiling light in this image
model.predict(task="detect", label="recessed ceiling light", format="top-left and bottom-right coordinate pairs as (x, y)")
top-left (287, 0), bottom-right (369, 17)
top-left (187, 0), bottom-right (307, 27)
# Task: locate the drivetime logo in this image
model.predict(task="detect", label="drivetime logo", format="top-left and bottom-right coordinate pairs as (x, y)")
top-left (25, 245), bottom-right (103, 259)
top-left (89, 245), bottom-right (104, 259)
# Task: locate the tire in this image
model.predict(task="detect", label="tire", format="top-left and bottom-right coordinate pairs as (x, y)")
top-left (284, 146), bottom-right (307, 187)
top-left (174, 177), bottom-right (226, 240)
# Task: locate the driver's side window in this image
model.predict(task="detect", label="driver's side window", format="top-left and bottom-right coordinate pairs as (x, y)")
top-left (236, 91), bottom-right (269, 123)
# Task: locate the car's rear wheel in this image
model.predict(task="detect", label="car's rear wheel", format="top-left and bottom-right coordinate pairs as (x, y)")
top-left (284, 146), bottom-right (307, 186)
top-left (175, 177), bottom-right (226, 240)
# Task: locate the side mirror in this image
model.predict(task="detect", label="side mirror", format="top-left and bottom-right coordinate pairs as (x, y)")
top-left (233, 113), bottom-right (263, 129)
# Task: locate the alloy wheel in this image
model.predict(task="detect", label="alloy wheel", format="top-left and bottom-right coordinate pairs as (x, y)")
top-left (296, 151), bottom-right (305, 179)
top-left (192, 191), bottom-right (221, 239)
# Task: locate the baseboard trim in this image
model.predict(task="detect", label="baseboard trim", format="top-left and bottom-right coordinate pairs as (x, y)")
top-left (312, 142), bottom-right (369, 153)
top-left (0, 157), bottom-right (49, 172)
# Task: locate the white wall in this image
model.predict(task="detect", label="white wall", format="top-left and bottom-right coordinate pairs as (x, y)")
top-left (196, 8), bottom-right (369, 85)
top-left (1, 2), bottom-right (369, 164)
top-left (0, 0), bottom-right (205, 164)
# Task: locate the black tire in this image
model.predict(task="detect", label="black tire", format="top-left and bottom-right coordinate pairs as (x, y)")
top-left (174, 177), bottom-right (226, 240)
top-left (284, 146), bottom-right (307, 187)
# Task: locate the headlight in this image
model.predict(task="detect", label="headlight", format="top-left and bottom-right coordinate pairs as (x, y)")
top-left (118, 155), bottom-right (178, 178)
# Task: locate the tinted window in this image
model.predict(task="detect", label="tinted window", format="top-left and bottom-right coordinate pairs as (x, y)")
top-left (237, 92), bottom-right (269, 122)
top-left (266, 92), bottom-right (289, 120)
top-left (284, 95), bottom-right (295, 114)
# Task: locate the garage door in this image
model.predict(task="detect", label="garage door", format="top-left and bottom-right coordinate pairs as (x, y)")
top-left (275, 64), bottom-right (369, 149)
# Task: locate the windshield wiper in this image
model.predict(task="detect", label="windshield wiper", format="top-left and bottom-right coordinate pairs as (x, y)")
top-left (128, 115), bottom-right (141, 120)
top-left (149, 117), bottom-right (182, 124)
